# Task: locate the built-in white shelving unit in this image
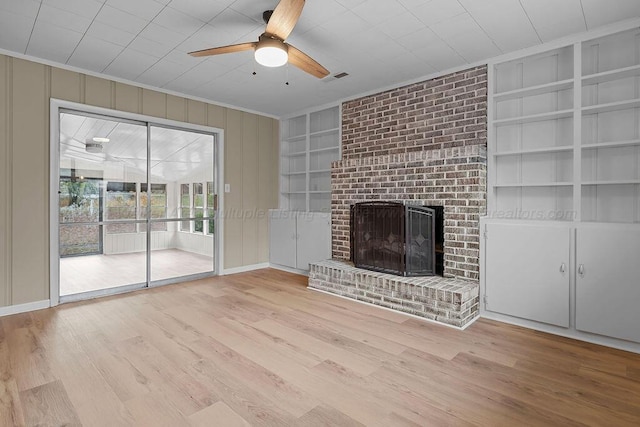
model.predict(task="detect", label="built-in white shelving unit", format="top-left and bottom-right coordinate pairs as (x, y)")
top-left (489, 27), bottom-right (640, 224)
top-left (483, 24), bottom-right (640, 353)
top-left (280, 105), bottom-right (340, 212)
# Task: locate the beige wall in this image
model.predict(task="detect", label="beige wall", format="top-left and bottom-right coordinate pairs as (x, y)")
top-left (0, 54), bottom-right (279, 308)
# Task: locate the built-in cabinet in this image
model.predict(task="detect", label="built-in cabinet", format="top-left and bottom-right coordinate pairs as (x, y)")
top-left (484, 26), bottom-right (640, 351)
top-left (575, 227), bottom-right (640, 343)
top-left (484, 223), bottom-right (570, 328)
top-left (280, 106), bottom-right (340, 213)
top-left (482, 220), bottom-right (640, 347)
top-left (269, 210), bottom-right (331, 271)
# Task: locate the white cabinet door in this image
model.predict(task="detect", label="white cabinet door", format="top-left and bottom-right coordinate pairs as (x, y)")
top-left (296, 212), bottom-right (331, 270)
top-left (576, 227), bottom-right (640, 343)
top-left (269, 211), bottom-right (297, 268)
top-left (485, 223), bottom-right (571, 327)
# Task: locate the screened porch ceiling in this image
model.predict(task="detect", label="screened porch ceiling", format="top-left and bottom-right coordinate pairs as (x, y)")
top-left (59, 112), bottom-right (215, 182)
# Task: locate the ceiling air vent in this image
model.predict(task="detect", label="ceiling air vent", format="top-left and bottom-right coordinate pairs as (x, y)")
top-left (324, 72), bottom-right (349, 83)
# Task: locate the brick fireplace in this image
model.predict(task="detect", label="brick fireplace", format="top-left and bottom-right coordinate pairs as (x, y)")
top-left (309, 65), bottom-right (488, 328)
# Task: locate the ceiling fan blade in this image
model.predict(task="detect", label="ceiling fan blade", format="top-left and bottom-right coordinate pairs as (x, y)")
top-left (265, 0), bottom-right (305, 41)
top-left (188, 42), bottom-right (257, 57)
top-left (287, 44), bottom-right (329, 79)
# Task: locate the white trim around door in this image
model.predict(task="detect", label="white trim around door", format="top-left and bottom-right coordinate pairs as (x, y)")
top-left (49, 99), bottom-right (225, 307)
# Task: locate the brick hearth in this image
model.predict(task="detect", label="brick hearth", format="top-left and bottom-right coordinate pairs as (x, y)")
top-left (309, 260), bottom-right (479, 328)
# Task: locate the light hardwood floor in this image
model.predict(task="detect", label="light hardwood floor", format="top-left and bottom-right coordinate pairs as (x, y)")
top-left (60, 249), bottom-right (214, 296)
top-left (2, 268), bottom-right (640, 426)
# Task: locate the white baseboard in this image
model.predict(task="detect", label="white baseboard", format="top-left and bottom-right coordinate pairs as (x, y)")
top-left (0, 300), bottom-right (51, 317)
top-left (222, 262), bottom-right (270, 275)
top-left (308, 287), bottom-right (477, 331)
top-left (269, 263), bottom-right (309, 276)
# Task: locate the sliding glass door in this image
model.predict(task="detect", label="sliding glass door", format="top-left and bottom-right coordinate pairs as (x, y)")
top-left (148, 125), bottom-right (216, 284)
top-left (57, 110), bottom-right (217, 301)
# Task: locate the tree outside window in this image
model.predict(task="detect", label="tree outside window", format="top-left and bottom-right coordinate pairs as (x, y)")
top-left (207, 181), bottom-right (215, 235)
top-left (105, 182), bottom-right (137, 234)
top-left (193, 183), bottom-right (204, 233)
top-left (140, 183), bottom-right (167, 231)
top-left (180, 184), bottom-right (190, 231)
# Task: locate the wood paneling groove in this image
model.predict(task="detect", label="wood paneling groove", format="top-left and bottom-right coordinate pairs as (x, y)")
top-left (207, 104), bottom-right (225, 129)
top-left (50, 68), bottom-right (81, 102)
top-left (79, 74), bottom-right (85, 104)
top-left (241, 112), bottom-right (258, 265)
top-left (257, 116), bottom-right (273, 262)
top-left (224, 109), bottom-right (244, 268)
top-left (167, 95), bottom-right (186, 122)
top-left (142, 89), bottom-right (166, 119)
top-left (187, 99), bottom-right (206, 126)
top-left (84, 75), bottom-right (112, 108)
top-left (114, 82), bottom-right (140, 114)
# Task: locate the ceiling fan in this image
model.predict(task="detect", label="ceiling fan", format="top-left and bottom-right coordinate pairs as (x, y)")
top-left (188, 0), bottom-right (329, 79)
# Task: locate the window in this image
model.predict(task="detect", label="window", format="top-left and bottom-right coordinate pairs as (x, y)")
top-left (179, 181), bottom-right (215, 235)
top-left (207, 181), bottom-right (215, 234)
top-left (105, 182), bottom-right (137, 234)
top-left (193, 183), bottom-right (204, 233)
top-left (180, 184), bottom-right (190, 231)
top-left (141, 183), bottom-right (167, 231)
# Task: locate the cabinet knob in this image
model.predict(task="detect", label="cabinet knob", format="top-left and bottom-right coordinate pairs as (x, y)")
top-left (560, 263), bottom-right (566, 274)
top-left (578, 264), bottom-right (585, 278)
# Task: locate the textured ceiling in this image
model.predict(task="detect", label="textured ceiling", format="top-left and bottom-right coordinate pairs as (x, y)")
top-left (1, 0), bottom-right (639, 117)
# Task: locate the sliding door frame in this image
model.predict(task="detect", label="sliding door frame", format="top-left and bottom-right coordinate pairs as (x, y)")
top-left (49, 99), bottom-right (225, 306)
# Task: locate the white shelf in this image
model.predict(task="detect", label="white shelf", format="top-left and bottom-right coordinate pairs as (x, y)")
top-left (493, 109), bottom-right (574, 126)
top-left (310, 147), bottom-right (339, 154)
top-left (310, 128), bottom-right (339, 137)
top-left (494, 146), bottom-right (573, 157)
top-left (282, 151), bottom-right (306, 158)
top-left (582, 139), bottom-right (640, 150)
top-left (493, 182), bottom-right (573, 188)
top-left (582, 180), bottom-right (640, 186)
top-left (493, 79), bottom-right (574, 102)
top-left (284, 135), bottom-right (306, 142)
top-left (582, 98), bottom-right (640, 115)
top-left (582, 63), bottom-right (640, 85)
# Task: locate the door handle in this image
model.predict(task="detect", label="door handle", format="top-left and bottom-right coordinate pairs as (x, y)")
top-left (578, 264), bottom-right (585, 278)
top-left (559, 263), bottom-right (566, 274)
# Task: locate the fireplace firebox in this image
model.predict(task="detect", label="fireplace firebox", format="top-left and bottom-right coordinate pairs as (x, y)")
top-left (350, 202), bottom-right (443, 277)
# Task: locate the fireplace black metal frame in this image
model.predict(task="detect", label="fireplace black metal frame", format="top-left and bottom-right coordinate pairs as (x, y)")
top-left (351, 201), bottom-right (437, 277)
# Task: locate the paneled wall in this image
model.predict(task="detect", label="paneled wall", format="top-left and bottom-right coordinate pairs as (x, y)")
top-left (0, 54), bottom-right (279, 308)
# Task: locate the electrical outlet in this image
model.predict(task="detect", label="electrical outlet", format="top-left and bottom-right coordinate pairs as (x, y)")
top-left (224, 184), bottom-right (230, 193)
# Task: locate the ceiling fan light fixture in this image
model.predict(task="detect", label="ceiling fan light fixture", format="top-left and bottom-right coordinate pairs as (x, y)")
top-left (85, 142), bottom-right (103, 153)
top-left (254, 37), bottom-right (288, 67)
top-left (85, 137), bottom-right (106, 153)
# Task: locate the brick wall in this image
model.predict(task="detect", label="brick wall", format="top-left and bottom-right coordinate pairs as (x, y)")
top-left (342, 66), bottom-right (487, 159)
top-left (332, 66), bottom-right (488, 280)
